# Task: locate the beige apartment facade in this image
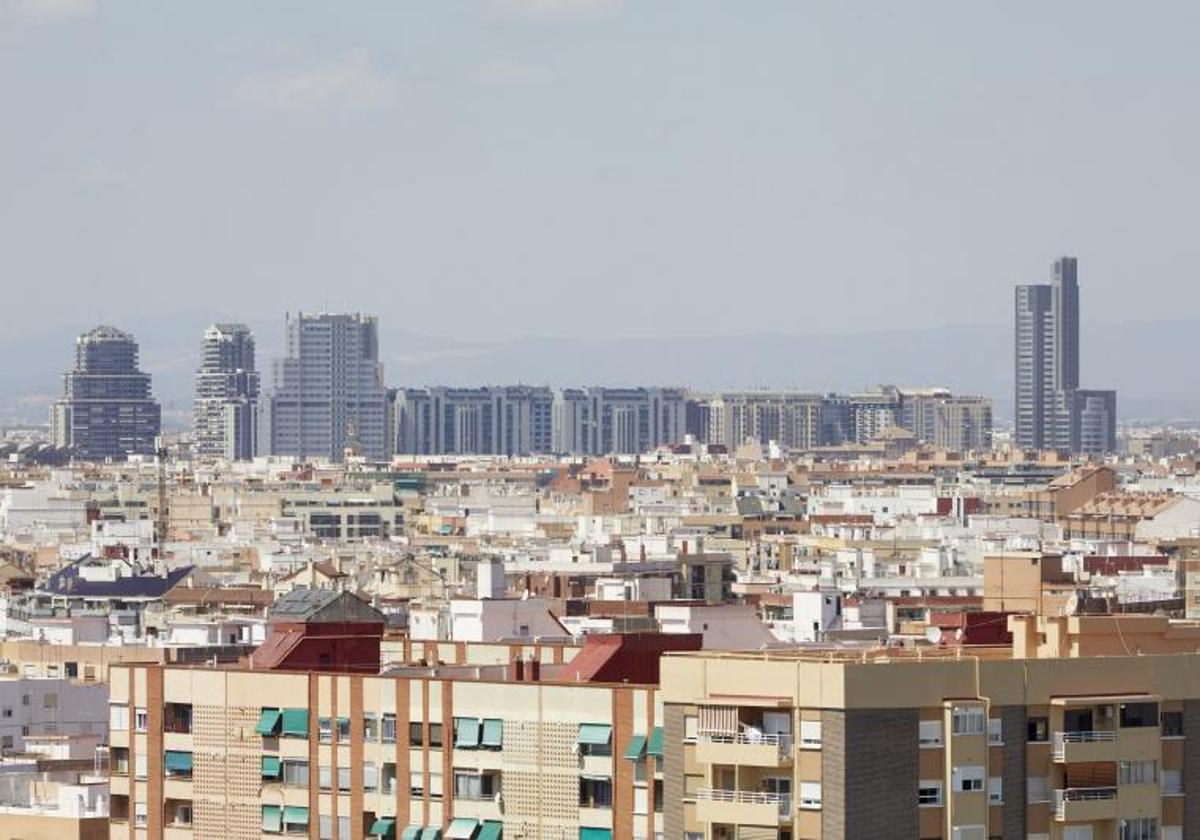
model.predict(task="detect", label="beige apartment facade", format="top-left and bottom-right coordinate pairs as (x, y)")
top-left (107, 663), bottom-right (663, 840)
top-left (661, 649), bottom-right (1200, 840)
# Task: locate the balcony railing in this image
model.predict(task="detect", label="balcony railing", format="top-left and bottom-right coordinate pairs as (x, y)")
top-left (696, 788), bottom-right (791, 816)
top-left (698, 731), bottom-right (792, 753)
top-left (1052, 730), bottom-right (1115, 759)
top-left (1054, 786), bottom-right (1117, 818)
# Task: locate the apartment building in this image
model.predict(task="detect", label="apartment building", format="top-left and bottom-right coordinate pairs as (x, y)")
top-left (661, 639), bottom-right (1199, 840)
top-left (107, 655), bottom-right (666, 840)
top-left (259, 313), bottom-right (388, 462)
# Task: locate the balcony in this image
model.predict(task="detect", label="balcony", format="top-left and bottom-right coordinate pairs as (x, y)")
top-left (1052, 730), bottom-right (1116, 763)
top-left (695, 732), bottom-right (793, 768)
top-left (694, 788), bottom-right (791, 826)
top-left (1053, 787), bottom-right (1117, 822)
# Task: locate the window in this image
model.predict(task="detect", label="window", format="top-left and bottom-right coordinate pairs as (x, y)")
top-left (1119, 818), bottom-right (1159, 840)
top-left (134, 802), bottom-right (148, 828)
top-left (579, 776), bottom-right (613, 808)
top-left (134, 707), bottom-right (148, 732)
top-left (578, 723), bottom-right (614, 757)
top-left (318, 766), bottom-right (332, 791)
top-left (952, 765), bottom-right (985, 793)
top-left (1027, 776), bottom-right (1049, 803)
top-left (429, 771), bottom-right (443, 799)
top-left (1162, 711), bottom-right (1184, 737)
top-left (335, 717), bottom-right (350, 740)
top-left (799, 781), bottom-right (822, 810)
top-left (799, 720), bottom-right (822, 749)
top-left (1120, 702), bottom-right (1159, 729)
top-left (454, 770), bottom-right (498, 800)
top-left (988, 776), bottom-right (1002, 804)
top-left (429, 722), bottom-right (444, 748)
top-left (165, 702), bottom-right (193, 734)
top-left (110, 747), bottom-right (130, 775)
top-left (919, 720), bottom-right (943, 747)
top-left (135, 754), bottom-right (148, 780)
top-left (683, 715), bottom-right (698, 742)
top-left (1119, 760), bottom-right (1157, 785)
top-left (987, 717), bottom-right (1003, 744)
top-left (363, 714), bottom-right (379, 742)
top-left (318, 717), bottom-right (332, 742)
top-left (282, 760), bottom-right (309, 787)
top-left (318, 815), bottom-right (333, 840)
top-left (382, 763), bottom-right (397, 795)
top-left (381, 714), bottom-right (397, 744)
top-left (364, 763), bottom-right (377, 792)
top-left (110, 705), bottom-right (129, 731)
top-left (950, 828), bottom-right (986, 840)
top-left (1027, 717), bottom-right (1048, 743)
top-left (918, 780), bottom-right (942, 807)
top-left (410, 773), bottom-right (423, 797)
top-left (1162, 769), bottom-right (1183, 795)
top-left (409, 722), bottom-right (424, 746)
top-left (952, 706), bottom-right (985, 736)
top-left (338, 766), bottom-right (351, 792)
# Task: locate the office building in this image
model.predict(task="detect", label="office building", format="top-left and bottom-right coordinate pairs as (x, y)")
top-left (193, 324), bottom-right (259, 460)
top-left (1015, 257), bottom-right (1117, 455)
top-left (259, 313), bottom-right (388, 462)
top-left (552, 388), bottom-right (687, 455)
top-left (50, 326), bottom-right (161, 460)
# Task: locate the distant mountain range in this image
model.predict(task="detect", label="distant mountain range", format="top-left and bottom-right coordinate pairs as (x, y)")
top-left (4, 313), bottom-right (1198, 428)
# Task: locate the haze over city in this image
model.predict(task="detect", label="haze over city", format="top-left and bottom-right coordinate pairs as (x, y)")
top-left (5, 1), bottom-right (1200, 423)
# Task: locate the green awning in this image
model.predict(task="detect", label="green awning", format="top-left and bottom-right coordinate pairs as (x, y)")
top-left (481, 718), bottom-right (503, 748)
top-left (261, 755), bottom-right (281, 778)
top-left (647, 726), bottom-right (664, 757)
top-left (577, 723), bottom-right (612, 746)
top-left (623, 735), bottom-right (647, 760)
top-left (446, 819), bottom-right (479, 839)
top-left (579, 830), bottom-right (612, 840)
top-left (281, 709), bottom-right (309, 737)
top-left (420, 829), bottom-right (442, 840)
top-left (400, 829), bottom-right (422, 840)
top-left (256, 708), bottom-right (282, 736)
top-left (455, 717), bottom-right (481, 748)
top-left (477, 822), bottom-right (502, 840)
top-left (164, 751), bottom-right (193, 772)
top-left (262, 806), bottom-right (282, 833)
top-left (369, 818), bottom-right (396, 837)
top-left (283, 806), bottom-right (309, 826)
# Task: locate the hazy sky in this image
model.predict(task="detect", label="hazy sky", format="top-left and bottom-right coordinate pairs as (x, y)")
top-left (3, 0), bottom-right (1198, 343)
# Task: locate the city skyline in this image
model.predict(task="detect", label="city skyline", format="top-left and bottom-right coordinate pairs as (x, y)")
top-left (5, 3), bottom-right (1200, 346)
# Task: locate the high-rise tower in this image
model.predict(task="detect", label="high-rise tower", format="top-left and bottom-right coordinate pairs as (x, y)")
top-left (193, 323), bottom-right (259, 460)
top-left (1014, 257), bottom-right (1115, 454)
top-left (259, 312), bottom-right (387, 461)
top-left (51, 326), bottom-right (161, 459)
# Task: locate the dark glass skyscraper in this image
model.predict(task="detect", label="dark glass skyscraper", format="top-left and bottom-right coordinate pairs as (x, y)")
top-left (51, 326), bottom-right (161, 459)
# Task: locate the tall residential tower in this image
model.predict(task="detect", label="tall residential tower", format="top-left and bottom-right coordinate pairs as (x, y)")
top-left (50, 325), bottom-right (161, 459)
top-left (193, 323), bottom-right (259, 460)
top-left (1014, 256), bottom-right (1116, 455)
top-left (259, 312), bottom-right (387, 462)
